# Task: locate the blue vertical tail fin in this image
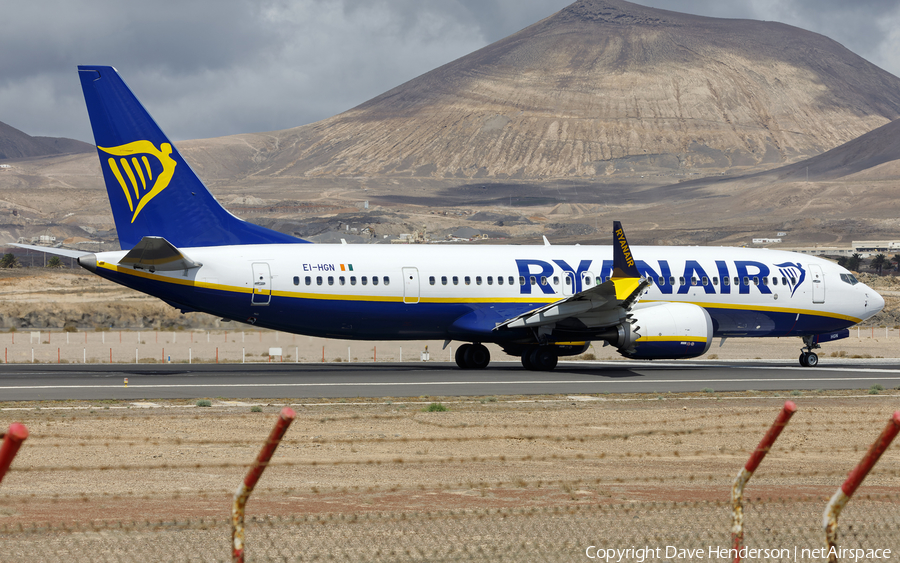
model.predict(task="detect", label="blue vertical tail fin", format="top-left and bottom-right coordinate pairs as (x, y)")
top-left (78, 65), bottom-right (306, 249)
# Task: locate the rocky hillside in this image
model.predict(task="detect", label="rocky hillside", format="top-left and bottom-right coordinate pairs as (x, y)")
top-left (205, 0), bottom-right (900, 181)
top-left (0, 121), bottom-right (93, 161)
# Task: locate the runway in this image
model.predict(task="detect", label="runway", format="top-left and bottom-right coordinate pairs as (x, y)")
top-left (1, 360), bottom-right (899, 401)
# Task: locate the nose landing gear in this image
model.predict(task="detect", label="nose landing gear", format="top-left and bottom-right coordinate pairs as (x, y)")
top-left (799, 335), bottom-right (820, 367)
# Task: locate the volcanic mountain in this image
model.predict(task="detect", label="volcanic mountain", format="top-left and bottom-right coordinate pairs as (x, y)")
top-left (0, 120), bottom-right (93, 161)
top-left (225, 0), bottom-right (900, 181)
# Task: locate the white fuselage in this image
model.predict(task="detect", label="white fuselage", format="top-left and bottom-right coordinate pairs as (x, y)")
top-left (89, 243), bottom-right (883, 347)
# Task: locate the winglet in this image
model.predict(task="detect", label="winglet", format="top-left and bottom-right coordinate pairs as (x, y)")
top-left (611, 221), bottom-right (642, 300)
top-left (612, 221), bottom-right (640, 278)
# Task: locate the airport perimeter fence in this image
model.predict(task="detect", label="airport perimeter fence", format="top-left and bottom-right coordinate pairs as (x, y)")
top-left (1, 404), bottom-right (899, 561)
top-left (3, 495), bottom-right (900, 562)
top-left (3, 327), bottom-right (900, 365)
top-left (0, 328), bottom-right (451, 364)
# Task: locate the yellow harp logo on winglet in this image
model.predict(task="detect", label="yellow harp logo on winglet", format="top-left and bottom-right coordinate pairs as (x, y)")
top-left (98, 141), bottom-right (177, 223)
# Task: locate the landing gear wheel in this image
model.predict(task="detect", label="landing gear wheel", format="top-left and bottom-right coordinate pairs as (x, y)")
top-left (799, 352), bottom-right (819, 367)
top-left (465, 343), bottom-right (491, 369)
top-left (455, 344), bottom-right (472, 370)
top-left (799, 336), bottom-right (822, 368)
top-left (455, 343), bottom-right (490, 369)
top-left (521, 347), bottom-right (536, 370)
top-left (532, 348), bottom-right (558, 371)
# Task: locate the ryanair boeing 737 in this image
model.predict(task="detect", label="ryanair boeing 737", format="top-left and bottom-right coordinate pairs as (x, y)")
top-left (16, 66), bottom-right (885, 370)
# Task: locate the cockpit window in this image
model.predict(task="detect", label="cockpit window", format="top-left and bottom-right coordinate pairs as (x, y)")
top-left (840, 273), bottom-right (859, 285)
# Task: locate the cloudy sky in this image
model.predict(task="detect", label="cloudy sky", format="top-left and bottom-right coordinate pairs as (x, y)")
top-left (3, 0), bottom-right (899, 143)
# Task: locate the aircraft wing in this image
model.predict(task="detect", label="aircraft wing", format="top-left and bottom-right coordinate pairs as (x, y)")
top-left (495, 276), bottom-right (651, 330)
top-left (8, 244), bottom-right (92, 258)
top-left (494, 220), bottom-right (648, 333)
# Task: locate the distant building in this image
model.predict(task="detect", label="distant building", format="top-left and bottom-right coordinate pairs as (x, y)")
top-left (752, 238), bottom-right (782, 244)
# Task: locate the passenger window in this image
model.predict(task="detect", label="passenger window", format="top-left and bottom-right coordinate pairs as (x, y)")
top-left (350, 276), bottom-right (356, 286)
top-left (372, 276), bottom-right (379, 286)
top-left (692, 277), bottom-right (698, 286)
top-left (703, 277), bottom-right (709, 285)
top-left (464, 276), bottom-right (471, 285)
top-left (429, 276), bottom-right (436, 285)
top-left (509, 276), bottom-right (515, 285)
top-left (669, 276), bottom-right (675, 285)
top-left (305, 276), bottom-right (312, 286)
top-left (530, 276), bottom-right (536, 286)
top-left (442, 276), bottom-right (448, 285)
top-left (772, 277), bottom-right (777, 286)
top-left (762, 277), bottom-right (769, 286)
top-left (497, 276), bottom-right (503, 285)
top-left (789, 277), bottom-right (796, 285)
top-left (753, 277), bottom-right (759, 286)
top-left (782, 277), bottom-right (788, 285)
top-left (723, 277), bottom-right (730, 287)
top-left (339, 276), bottom-right (346, 285)
top-left (737, 277), bottom-right (743, 286)
top-left (476, 276), bottom-right (482, 285)
top-left (646, 277), bottom-right (653, 286)
top-left (584, 275), bottom-right (591, 286)
top-left (316, 276), bottom-right (323, 286)
top-left (658, 276), bottom-right (664, 285)
top-left (383, 276), bottom-right (389, 286)
top-left (596, 277), bottom-right (602, 285)
top-left (293, 276), bottom-right (300, 286)
top-left (487, 276), bottom-right (493, 285)
top-left (679, 276), bottom-right (685, 285)
top-left (328, 276), bottom-right (334, 286)
top-left (565, 276), bottom-right (571, 286)
top-left (362, 276), bottom-right (368, 285)
top-left (553, 276), bottom-right (560, 285)
top-left (541, 276), bottom-right (548, 286)
top-left (743, 277), bottom-right (749, 286)
top-left (453, 276), bottom-right (459, 285)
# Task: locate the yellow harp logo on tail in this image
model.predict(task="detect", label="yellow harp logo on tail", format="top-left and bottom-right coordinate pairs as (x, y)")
top-left (98, 141), bottom-right (177, 223)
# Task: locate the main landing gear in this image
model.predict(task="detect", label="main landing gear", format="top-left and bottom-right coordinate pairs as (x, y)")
top-left (455, 343), bottom-right (490, 370)
top-left (799, 335), bottom-right (820, 367)
top-left (521, 346), bottom-right (558, 371)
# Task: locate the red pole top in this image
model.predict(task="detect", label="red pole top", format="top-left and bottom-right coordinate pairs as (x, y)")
top-left (744, 401), bottom-right (797, 473)
top-left (841, 411), bottom-right (900, 498)
top-left (7, 423), bottom-right (29, 441)
top-left (0, 423), bottom-right (29, 484)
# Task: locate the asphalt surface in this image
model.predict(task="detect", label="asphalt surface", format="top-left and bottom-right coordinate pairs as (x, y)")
top-left (1, 360), bottom-right (899, 401)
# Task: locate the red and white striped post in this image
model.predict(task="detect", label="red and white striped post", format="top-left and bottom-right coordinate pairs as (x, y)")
top-left (731, 401), bottom-right (797, 562)
top-left (232, 407), bottom-right (296, 563)
top-left (824, 411), bottom-right (900, 563)
top-left (0, 423), bottom-right (29, 485)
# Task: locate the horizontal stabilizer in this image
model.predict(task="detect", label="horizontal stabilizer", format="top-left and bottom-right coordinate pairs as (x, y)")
top-left (9, 244), bottom-right (91, 259)
top-left (118, 236), bottom-right (201, 272)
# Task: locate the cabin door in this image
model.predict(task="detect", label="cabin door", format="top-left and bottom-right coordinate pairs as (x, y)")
top-left (251, 262), bottom-right (272, 305)
top-left (810, 264), bottom-right (825, 304)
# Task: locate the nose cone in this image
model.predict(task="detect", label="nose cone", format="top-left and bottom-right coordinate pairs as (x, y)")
top-left (869, 288), bottom-right (886, 316)
top-left (77, 253), bottom-right (97, 273)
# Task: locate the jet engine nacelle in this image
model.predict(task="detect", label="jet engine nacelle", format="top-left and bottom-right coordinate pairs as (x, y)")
top-left (612, 302), bottom-right (713, 360)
